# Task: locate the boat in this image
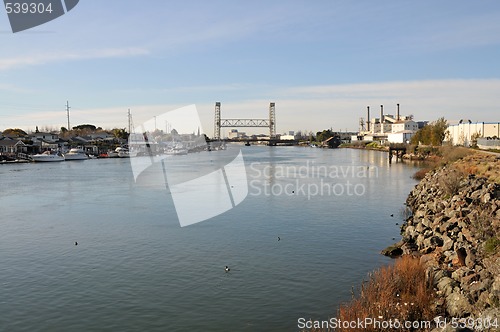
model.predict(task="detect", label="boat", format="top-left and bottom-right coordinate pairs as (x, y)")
top-left (166, 144), bottom-right (188, 155)
top-left (32, 151), bottom-right (65, 162)
top-left (116, 147), bottom-right (137, 158)
top-left (106, 150), bottom-right (119, 158)
top-left (64, 148), bottom-right (88, 161)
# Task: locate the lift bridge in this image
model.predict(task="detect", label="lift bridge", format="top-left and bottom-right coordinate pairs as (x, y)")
top-left (213, 102), bottom-right (291, 146)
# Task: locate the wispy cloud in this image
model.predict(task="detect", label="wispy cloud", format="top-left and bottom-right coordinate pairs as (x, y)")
top-left (3, 79), bottom-right (499, 133)
top-left (0, 47), bottom-right (149, 71)
top-left (276, 79), bottom-right (500, 126)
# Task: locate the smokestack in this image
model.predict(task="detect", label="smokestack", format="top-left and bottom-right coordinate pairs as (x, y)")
top-left (380, 105), bottom-right (384, 134)
top-left (367, 106), bottom-right (370, 132)
top-left (397, 103), bottom-right (400, 121)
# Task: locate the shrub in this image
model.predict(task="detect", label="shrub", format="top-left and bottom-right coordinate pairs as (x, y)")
top-left (366, 142), bottom-right (380, 149)
top-left (484, 237), bottom-right (500, 255)
top-left (438, 169), bottom-right (465, 197)
top-left (412, 168), bottom-right (431, 180)
top-left (333, 256), bottom-right (435, 332)
top-left (438, 168), bottom-right (464, 197)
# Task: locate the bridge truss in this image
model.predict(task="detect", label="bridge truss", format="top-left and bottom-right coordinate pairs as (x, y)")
top-left (213, 102), bottom-right (276, 140)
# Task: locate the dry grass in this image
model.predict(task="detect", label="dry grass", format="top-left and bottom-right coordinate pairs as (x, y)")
top-left (438, 146), bottom-right (473, 165)
top-left (412, 147), bottom-right (500, 184)
top-left (454, 153), bottom-right (500, 184)
top-left (331, 256), bottom-right (435, 332)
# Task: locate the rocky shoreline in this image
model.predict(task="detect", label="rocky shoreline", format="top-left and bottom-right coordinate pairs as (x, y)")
top-left (383, 156), bottom-right (500, 330)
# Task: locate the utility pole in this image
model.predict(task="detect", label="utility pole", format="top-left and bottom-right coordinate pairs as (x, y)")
top-left (128, 109), bottom-right (131, 134)
top-left (66, 101), bottom-right (71, 130)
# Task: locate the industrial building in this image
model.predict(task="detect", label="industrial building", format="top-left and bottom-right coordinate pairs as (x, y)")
top-left (353, 104), bottom-right (425, 144)
top-left (447, 121), bottom-right (500, 147)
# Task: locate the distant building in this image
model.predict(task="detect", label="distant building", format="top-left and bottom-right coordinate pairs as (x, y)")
top-left (31, 132), bottom-right (59, 143)
top-left (355, 104), bottom-right (421, 143)
top-left (447, 121), bottom-right (500, 147)
top-left (0, 138), bottom-right (28, 154)
top-left (387, 130), bottom-right (415, 144)
top-left (228, 129), bottom-right (246, 139)
top-left (477, 138), bottom-right (500, 150)
top-left (281, 131), bottom-right (299, 140)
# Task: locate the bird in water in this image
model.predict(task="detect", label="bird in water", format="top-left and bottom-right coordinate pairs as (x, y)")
top-left (277, 236), bottom-right (281, 241)
top-left (225, 266), bottom-right (230, 272)
top-left (390, 214), bottom-right (394, 217)
top-left (75, 241), bottom-right (78, 246)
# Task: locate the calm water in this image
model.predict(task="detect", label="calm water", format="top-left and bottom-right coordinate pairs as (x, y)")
top-left (0, 146), bottom-right (418, 331)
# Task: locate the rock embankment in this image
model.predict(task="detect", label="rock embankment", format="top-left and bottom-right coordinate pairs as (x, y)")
top-left (390, 164), bottom-right (500, 329)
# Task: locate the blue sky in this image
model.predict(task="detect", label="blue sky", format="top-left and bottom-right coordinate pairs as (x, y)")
top-left (1, 0), bottom-right (500, 135)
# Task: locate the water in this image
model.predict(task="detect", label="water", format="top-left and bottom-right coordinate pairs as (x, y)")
top-left (0, 146), bottom-right (418, 331)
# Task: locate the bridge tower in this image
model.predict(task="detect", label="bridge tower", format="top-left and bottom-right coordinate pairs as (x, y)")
top-left (214, 102), bottom-right (221, 140)
top-left (269, 102), bottom-right (276, 138)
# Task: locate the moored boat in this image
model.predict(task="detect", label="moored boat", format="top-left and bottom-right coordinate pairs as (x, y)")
top-left (64, 148), bottom-right (88, 161)
top-left (32, 151), bottom-right (65, 162)
top-left (116, 147), bottom-right (136, 158)
top-left (165, 144), bottom-right (188, 155)
top-left (106, 150), bottom-right (119, 158)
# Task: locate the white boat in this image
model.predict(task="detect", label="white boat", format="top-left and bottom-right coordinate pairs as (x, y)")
top-left (32, 151), bottom-right (65, 162)
top-left (64, 148), bottom-right (88, 161)
top-left (116, 147), bottom-right (137, 158)
top-left (107, 150), bottom-right (119, 158)
top-left (166, 144), bottom-right (188, 155)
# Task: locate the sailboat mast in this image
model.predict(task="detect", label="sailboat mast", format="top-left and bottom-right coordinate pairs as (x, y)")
top-left (128, 108), bottom-right (131, 134)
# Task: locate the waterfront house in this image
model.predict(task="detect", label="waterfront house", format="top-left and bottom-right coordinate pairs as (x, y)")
top-left (30, 131), bottom-right (59, 143)
top-left (0, 138), bottom-right (28, 155)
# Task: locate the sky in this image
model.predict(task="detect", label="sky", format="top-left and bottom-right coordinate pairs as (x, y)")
top-left (1, 0), bottom-right (500, 136)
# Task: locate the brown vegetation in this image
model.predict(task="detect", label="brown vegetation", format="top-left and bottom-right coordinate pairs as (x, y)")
top-left (454, 153), bottom-right (500, 184)
top-left (332, 256), bottom-right (436, 332)
top-left (412, 146), bottom-right (475, 180)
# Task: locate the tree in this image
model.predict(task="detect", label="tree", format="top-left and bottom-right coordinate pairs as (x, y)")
top-left (411, 117), bottom-right (448, 146)
top-left (112, 128), bottom-right (129, 139)
top-left (316, 129), bottom-right (335, 142)
top-left (2, 128), bottom-right (27, 137)
top-left (431, 117), bottom-right (448, 146)
top-left (72, 124), bottom-right (97, 131)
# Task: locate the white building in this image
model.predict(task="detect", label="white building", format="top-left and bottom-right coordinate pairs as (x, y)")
top-left (391, 120), bottom-right (419, 133)
top-left (31, 132), bottom-right (59, 142)
top-left (447, 121), bottom-right (500, 146)
top-left (228, 129), bottom-right (246, 139)
top-left (355, 104), bottom-right (423, 143)
top-left (387, 130), bottom-right (415, 144)
top-left (281, 131), bottom-right (298, 140)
